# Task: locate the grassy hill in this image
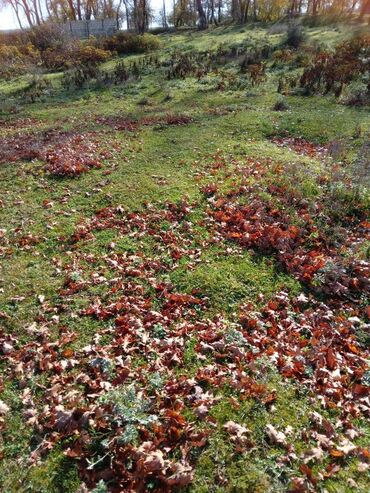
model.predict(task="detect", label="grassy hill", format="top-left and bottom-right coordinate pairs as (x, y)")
top-left (0, 24), bottom-right (369, 493)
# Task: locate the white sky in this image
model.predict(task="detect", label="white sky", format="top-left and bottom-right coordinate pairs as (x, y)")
top-left (0, 8), bottom-right (18, 30)
top-left (0, 0), bottom-right (167, 30)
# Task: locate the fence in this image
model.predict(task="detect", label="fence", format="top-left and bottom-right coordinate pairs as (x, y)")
top-left (59, 19), bottom-right (118, 39)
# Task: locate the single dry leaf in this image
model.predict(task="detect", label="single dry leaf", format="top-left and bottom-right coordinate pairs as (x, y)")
top-left (0, 400), bottom-right (9, 416)
top-left (224, 421), bottom-right (250, 437)
top-left (265, 424), bottom-right (287, 447)
top-left (303, 447), bottom-right (324, 463)
top-left (167, 462), bottom-right (194, 486)
top-left (143, 450), bottom-right (165, 473)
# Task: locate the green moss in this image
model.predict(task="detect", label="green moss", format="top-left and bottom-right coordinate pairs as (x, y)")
top-left (171, 249), bottom-right (300, 313)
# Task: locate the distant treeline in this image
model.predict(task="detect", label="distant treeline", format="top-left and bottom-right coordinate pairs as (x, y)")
top-left (2, 0), bottom-right (370, 34)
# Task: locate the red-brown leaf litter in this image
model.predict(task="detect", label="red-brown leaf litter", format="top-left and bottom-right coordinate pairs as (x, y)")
top-left (0, 142), bottom-right (369, 492)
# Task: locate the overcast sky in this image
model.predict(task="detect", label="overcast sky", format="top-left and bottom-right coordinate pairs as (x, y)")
top-left (0, 1), bottom-right (167, 30)
top-left (0, 7), bottom-right (17, 30)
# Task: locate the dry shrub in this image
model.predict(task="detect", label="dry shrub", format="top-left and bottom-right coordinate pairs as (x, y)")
top-left (300, 33), bottom-right (370, 97)
top-left (101, 33), bottom-right (160, 55)
top-left (0, 43), bottom-right (41, 78)
top-left (42, 42), bottom-right (111, 71)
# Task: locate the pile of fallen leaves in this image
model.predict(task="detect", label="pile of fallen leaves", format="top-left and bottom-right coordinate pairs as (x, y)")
top-left (45, 134), bottom-right (106, 177)
top-left (96, 113), bottom-right (193, 132)
top-left (270, 137), bottom-right (327, 158)
top-left (0, 129), bottom-right (121, 177)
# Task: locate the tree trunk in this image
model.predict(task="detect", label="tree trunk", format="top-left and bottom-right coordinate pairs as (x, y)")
top-left (76, 0), bottom-right (82, 20)
top-left (196, 0), bottom-right (208, 29)
top-left (218, 0), bottom-right (222, 23)
top-left (37, 0), bottom-right (44, 22)
top-left (312, 0), bottom-right (318, 16)
top-left (253, 0), bottom-right (258, 21)
top-left (209, 0), bottom-right (218, 24)
top-left (163, 0), bottom-right (168, 28)
top-left (67, 0), bottom-right (77, 20)
top-left (10, 0), bottom-right (24, 29)
top-left (45, 0), bottom-right (51, 18)
top-left (241, 0), bottom-right (250, 23)
top-left (19, 0), bottom-right (35, 27)
top-left (116, 0), bottom-right (123, 29)
top-left (31, 0), bottom-right (42, 25)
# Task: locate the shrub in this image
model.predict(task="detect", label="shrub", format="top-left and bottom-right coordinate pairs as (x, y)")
top-left (75, 44), bottom-right (111, 66)
top-left (285, 24), bottom-right (305, 49)
top-left (240, 44), bottom-right (273, 72)
top-left (19, 75), bottom-right (52, 103)
top-left (340, 80), bottom-right (369, 107)
top-left (277, 74), bottom-right (299, 95)
top-left (0, 44), bottom-right (23, 78)
top-left (268, 23), bottom-right (289, 35)
top-left (166, 51), bottom-right (211, 80)
top-left (42, 42), bottom-right (111, 71)
top-left (272, 98), bottom-right (290, 111)
top-left (113, 60), bottom-right (129, 84)
top-left (240, 51), bottom-right (262, 72)
top-left (246, 62), bottom-right (266, 87)
top-left (62, 64), bottom-right (101, 90)
top-left (0, 25), bottom-right (110, 73)
top-left (41, 47), bottom-right (69, 70)
top-left (28, 23), bottom-right (66, 53)
top-left (300, 33), bottom-right (370, 97)
top-left (102, 33), bottom-right (160, 55)
top-left (0, 43), bottom-right (41, 79)
top-left (272, 48), bottom-right (294, 65)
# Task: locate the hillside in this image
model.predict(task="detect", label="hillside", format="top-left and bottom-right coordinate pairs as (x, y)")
top-left (0, 23), bottom-right (369, 493)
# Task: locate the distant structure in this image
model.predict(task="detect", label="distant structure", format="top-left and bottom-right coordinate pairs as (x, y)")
top-left (59, 19), bottom-right (119, 39)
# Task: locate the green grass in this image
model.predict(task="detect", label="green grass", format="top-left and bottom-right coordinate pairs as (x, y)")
top-left (171, 249), bottom-right (300, 314)
top-left (0, 22), bottom-right (369, 493)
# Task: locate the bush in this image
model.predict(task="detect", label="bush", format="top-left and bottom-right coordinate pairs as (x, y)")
top-left (277, 74), bottom-right (299, 95)
top-left (272, 98), bottom-right (290, 111)
top-left (102, 33), bottom-right (160, 55)
top-left (113, 60), bottom-right (129, 84)
top-left (285, 24), bottom-right (305, 49)
top-left (75, 45), bottom-right (111, 66)
top-left (149, 27), bottom-right (174, 35)
top-left (0, 25), bottom-right (111, 74)
top-left (62, 64), bottom-right (101, 90)
top-left (272, 49), bottom-right (294, 64)
top-left (268, 23), bottom-right (289, 35)
top-left (166, 51), bottom-right (211, 80)
top-left (340, 80), bottom-right (370, 106)
top-left (28, 23), bottom-right (66, 53)
top-left (41, 48), bottom-right (69, 70)
top-left (0, 43), bottom-right (41, 79)
top-left (246, 62), bottom-right (267, 87)
top-left (300, 33), bottom-right (370, 97)
top-left (42, 42), bottom-right (111, 71)
top-left (18, 75), bottom-right (52, 102)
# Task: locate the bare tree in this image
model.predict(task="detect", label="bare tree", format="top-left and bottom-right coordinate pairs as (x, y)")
top-left (1, 0), bottom-right (25, 29)
top-left (196, 0), bottom-right (207, 28)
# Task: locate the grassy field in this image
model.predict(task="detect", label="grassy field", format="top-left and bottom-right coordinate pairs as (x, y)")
top-left (0, 23), bottom-right (369, 493)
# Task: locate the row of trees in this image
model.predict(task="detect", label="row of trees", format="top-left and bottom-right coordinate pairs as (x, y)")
top-left (2, 0), bottom-right (369, 32)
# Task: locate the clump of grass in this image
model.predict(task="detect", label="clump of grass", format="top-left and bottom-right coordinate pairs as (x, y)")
top-left (284, 23), bottom-right (305, 49)
top-left (272, 98), bottom-right (290, 111)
